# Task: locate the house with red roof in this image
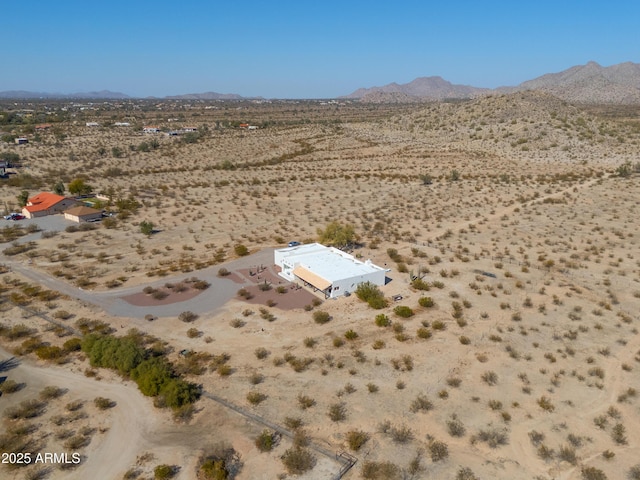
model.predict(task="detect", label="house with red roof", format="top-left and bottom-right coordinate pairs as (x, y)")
top-left (22, 193), bottom-right (79, 219)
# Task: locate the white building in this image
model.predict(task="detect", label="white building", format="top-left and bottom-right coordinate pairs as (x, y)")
top-left (274, 243), bottom-right (387, 299)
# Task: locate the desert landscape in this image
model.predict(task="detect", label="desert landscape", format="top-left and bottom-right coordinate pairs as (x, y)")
top-left (0, 90), bottom-right (639, 480)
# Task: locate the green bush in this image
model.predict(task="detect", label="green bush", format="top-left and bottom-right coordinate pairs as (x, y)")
top-left (255, 429), bottom-right (276, 452)
top-left (346, 430), bottom-right (370, 451)
top-left (355, 282), bottom-right (388, 309)
top-left (393, 306), bottom-right (414, 318)
top-left (281, 447), bottom-right (316, 475)
top-left (312, 310), bottom-right (331, 324)
top-left (234, 244), bottom-right (249, 256)
top-left (154, 464), bottom-right (176, 479)
top-left (418, 296), bottom-right (435, 308)
top-left (375, 314), bottom-right (391, 327)
top-left (411, 278), bottom-right (430, 291)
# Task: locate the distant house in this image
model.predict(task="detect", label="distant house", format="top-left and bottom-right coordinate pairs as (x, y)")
top-left (143, 126), bottom-right (161, 133)
top-left (22, 193), bottom-right (78, 219)
top-left (15, 137), bottom-right (28, 145)
top-left (86, 122), bottom-right (100, 127)
top-left (113, 122), bottom-right (130, 127)
top-left (239, 123), bottom-right (249, 129)
top-left (35, 124), bottom-right (53, 131)
top-left (64, 205), bottom-right (102, 223)
top-left (183, 126), bottom-right (198, 132)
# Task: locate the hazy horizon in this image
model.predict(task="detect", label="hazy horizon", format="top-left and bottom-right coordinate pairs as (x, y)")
top-left (4, 0), bottom-right (639, 98)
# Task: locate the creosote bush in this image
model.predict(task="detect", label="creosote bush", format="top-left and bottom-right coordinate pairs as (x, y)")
top-left (312, 310), bottom-right (331, 324)
top-left (355, 282), bottom-right (388, 309)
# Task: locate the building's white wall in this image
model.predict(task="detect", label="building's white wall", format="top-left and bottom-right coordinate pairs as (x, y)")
top-left (330, 270), bottom-right (386, 298)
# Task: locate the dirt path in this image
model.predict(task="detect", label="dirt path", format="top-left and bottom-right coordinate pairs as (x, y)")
top-left (0, 347), bottom-right (161, 480)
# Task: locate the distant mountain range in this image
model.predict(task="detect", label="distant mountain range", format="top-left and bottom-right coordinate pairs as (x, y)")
top-left (347, 61), bottom-right (640, 104)
top-left (0, 90), bottom-right (131, 100)
top-left (2, 61), bottom-right (639, 104)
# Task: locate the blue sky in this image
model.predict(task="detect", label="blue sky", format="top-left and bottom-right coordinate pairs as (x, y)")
top-left (4, 0), bottom-right (639, 98)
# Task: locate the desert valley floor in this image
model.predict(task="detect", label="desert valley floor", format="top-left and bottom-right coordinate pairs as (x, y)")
top-left (0, 94), bottom-right (639, 480)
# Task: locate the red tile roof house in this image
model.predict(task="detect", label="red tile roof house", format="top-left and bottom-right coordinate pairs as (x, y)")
top-left (22, 193), bottom-right (79, 219)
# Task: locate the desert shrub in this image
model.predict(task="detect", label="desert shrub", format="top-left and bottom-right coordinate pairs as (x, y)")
top-left (346, 430), bottom-right (370, 451)
top-left (418, 296), bottom-right (435, 308)
top-left (254, 429), bottom-right (277, 452)
top-left (151, 289), bottom-right (170, 301)
top-left (192, 280), bottom-right (210, 290)
top-left (537, 396), bottom-right (555, 412)
top-left (0, 379), bottom-right (22, 394)
top-left (186, 327), bottom-right (202, 338)
top-left (35, 345), bottom-right (65, 361)
top-left (628, 465), bottom-right (640, 480)
top-left (389, 424), bottom-right (414, 444)
top-left (328, 402), bottom-right (347, 422)
top-left (612, 423), bottom-right (627, 444)
top-left (297, 394), bottom-right (316, 410)
top-left (53, 309), bottom-right (72, 320)
top-left (416, 327), bottom-right (432, 339)
top-left (355, 282), bottom-right (388, 309)
top-left (374, 314), bottom-right (391, 327)
top-left (473, 427), bottom-right (509, 448)
top-left (254, 347), bottom-right (269, 360)
top-left (4, 399), bottom-right (47, 420)
top-left (411, 278), bottom-right (430, 291)
top-left (481, 371), bottom-right (498, 386)
top-left (281, 447), bottom-right (315, 475)
top-left (217, 268), bottom-right (231, 277)
top-left (558, 445), bottom-right (578, 465)
top-left (197, 443), bottom-right (242, 480)
top-left (63, 337), bottom-right (82, 352)
top-left (233, 244), bottom-right (249, 256)
top-left (393, 305), bottom-right (414, 318)
top-left (179, 311), bottom-right (198, 323)
top-left (581, 466), bottom-right (607, 480)
top-left (447, 415), bottom-right (466, 437)
top-left (94, 397), bottom-right (116, 410)
top-left (344, 329), bottom-right (358, 340)
top-left (154, 464), bottom-right (177, 479)
top-left (246, 391), bottom-right (267, 405)
top-left (312, 310), bottom-right (331, 324)
top-left (39, 386), bottom-right (66, 400)
top-left (456, 467), bottom-right (480, 480)
top-left (432, 320), bottom-right (446, 330)
top-left (429, 440), bottom-right (449, 462)
top-left (410, 394), bottom-right (434, 413)
top-left (361, 461), bottom-right (401, 480)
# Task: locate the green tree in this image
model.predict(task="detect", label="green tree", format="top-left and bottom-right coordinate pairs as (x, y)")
top-left (140, 220), bottom-right (155, 237)
top-left (317, 221), bottom-right (357, 249)
top-left (131, 357), bottom-right (173, 397)
top-left (68, 178), bottom-right (93, 196)
top-left (17, 190), bottom-right (29, 207)
top-left (52, 181), bottom-right (65, 195)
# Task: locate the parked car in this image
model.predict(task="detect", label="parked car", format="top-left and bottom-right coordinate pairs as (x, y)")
top-left (288, 241), bottom-right (301, 247)
top-left (11, 214), bottom-right (25, 220)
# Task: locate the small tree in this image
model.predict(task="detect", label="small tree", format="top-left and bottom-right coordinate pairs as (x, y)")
top-left (317, 221), bottom-right (357, 249)
top-left (17, 190), bottom-right (29, 207)
top-left (52, 181), bottom-right (65, 195)
top-left (68, 178), bottom-right (93, 196)
top-left (140, 220), bottom-right (155, 237)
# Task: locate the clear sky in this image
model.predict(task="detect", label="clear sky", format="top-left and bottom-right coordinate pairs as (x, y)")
top-left (4, 0), bottom-right (639, 98)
